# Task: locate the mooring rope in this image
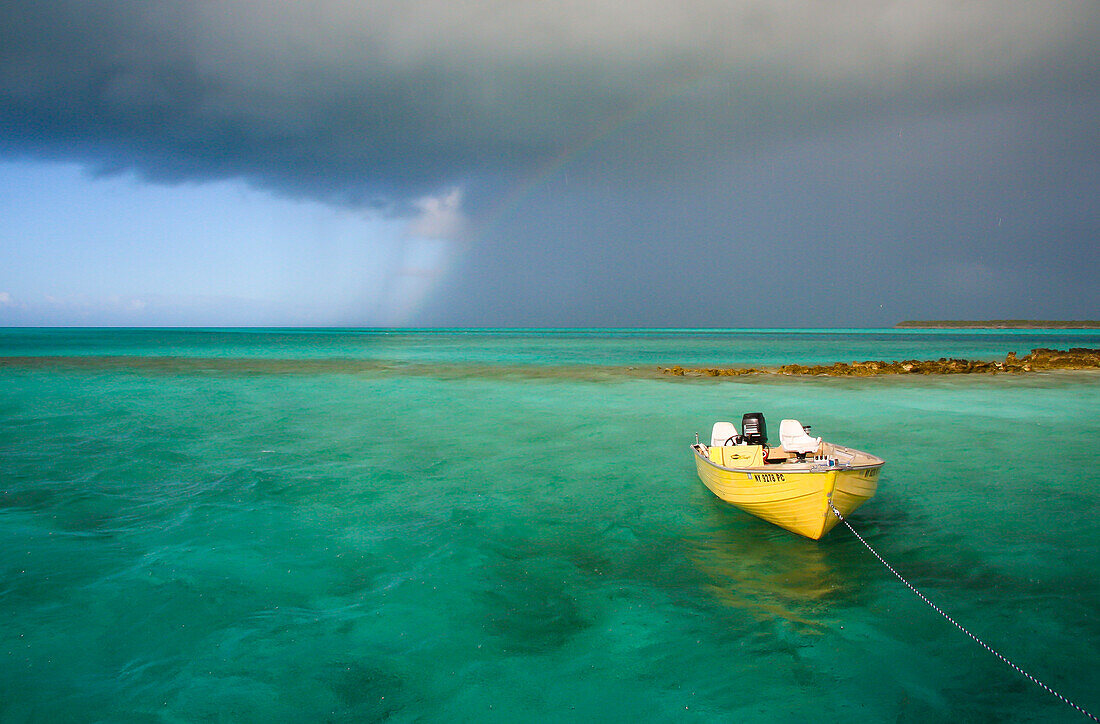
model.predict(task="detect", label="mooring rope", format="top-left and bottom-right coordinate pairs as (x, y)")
top-left (829, 502), bottom-right (1098, 722)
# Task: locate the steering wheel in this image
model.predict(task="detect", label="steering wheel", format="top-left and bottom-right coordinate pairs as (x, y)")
top-left (724, 435), bottom-right (741, 446)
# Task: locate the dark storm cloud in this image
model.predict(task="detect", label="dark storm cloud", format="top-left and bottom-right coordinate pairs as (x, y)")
top-left (421, 93), bottom-right (1100, 327)
top-left (3, 1), bottom-right (1099, 325)
top-left (3, 1), bottom-right (1098, 207)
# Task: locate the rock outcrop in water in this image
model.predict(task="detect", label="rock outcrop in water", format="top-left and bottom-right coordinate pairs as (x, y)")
top-left (661, 348), bottom-right (1100, 377)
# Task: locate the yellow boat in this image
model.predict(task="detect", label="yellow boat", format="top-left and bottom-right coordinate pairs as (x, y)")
top-left (693, 413), bottom-right (884, 539)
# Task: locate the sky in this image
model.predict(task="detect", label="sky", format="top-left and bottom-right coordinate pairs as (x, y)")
top-left (1, 1), bottom-right (1098, 327)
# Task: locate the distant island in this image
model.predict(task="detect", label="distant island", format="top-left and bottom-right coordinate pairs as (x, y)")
top-left (896, 320), bottom-right (1100, 329)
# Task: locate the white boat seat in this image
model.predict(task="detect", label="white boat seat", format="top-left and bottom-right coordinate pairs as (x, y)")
top-left (710, 421), bottom-right (739, 447)
top-left (779, 419), bottom-right (821, 455)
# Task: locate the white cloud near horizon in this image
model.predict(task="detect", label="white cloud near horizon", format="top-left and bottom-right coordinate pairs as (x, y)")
top-left (407, 187), bottom-right (465, 241)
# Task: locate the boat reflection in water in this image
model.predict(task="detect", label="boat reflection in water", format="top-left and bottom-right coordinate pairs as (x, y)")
top-left (684, 499), bottom-right (880, 634)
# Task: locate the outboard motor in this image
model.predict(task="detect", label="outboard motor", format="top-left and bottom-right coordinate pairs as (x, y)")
top-left (741, 412), bottom-right (767, 446)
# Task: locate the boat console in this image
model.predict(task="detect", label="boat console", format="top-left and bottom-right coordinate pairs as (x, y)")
top-left (705, 413), bottom-right (831, 465)
top-left (704, 413), bottom-right (861, 470)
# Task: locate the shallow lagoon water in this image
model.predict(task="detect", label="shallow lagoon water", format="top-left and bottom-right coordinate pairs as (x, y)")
top-left (1, 329), bottom-right (1098, 721)
top-left (5, 326), bottom-right (1100, 368)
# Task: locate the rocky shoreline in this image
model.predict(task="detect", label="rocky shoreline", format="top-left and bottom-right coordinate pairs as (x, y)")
top-left (662, 348), bottom-right (1100, 377)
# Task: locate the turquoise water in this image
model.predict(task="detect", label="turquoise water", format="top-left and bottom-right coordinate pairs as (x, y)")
top-left (5, 327), bottom-right (1100, 368)
top-left (2, 329), bottom-right (1098, 721)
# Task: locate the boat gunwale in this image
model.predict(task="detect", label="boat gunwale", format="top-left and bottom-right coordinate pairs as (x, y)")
top-left (691, 443), bottom-right (885, 474)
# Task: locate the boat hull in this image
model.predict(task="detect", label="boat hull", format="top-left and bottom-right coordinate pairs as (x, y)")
top-left (693, 447), bottom-right (881, 539)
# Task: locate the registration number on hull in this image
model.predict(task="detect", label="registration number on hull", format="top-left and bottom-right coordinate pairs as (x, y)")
top-left (751, 473), bottom-right (786, 483)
